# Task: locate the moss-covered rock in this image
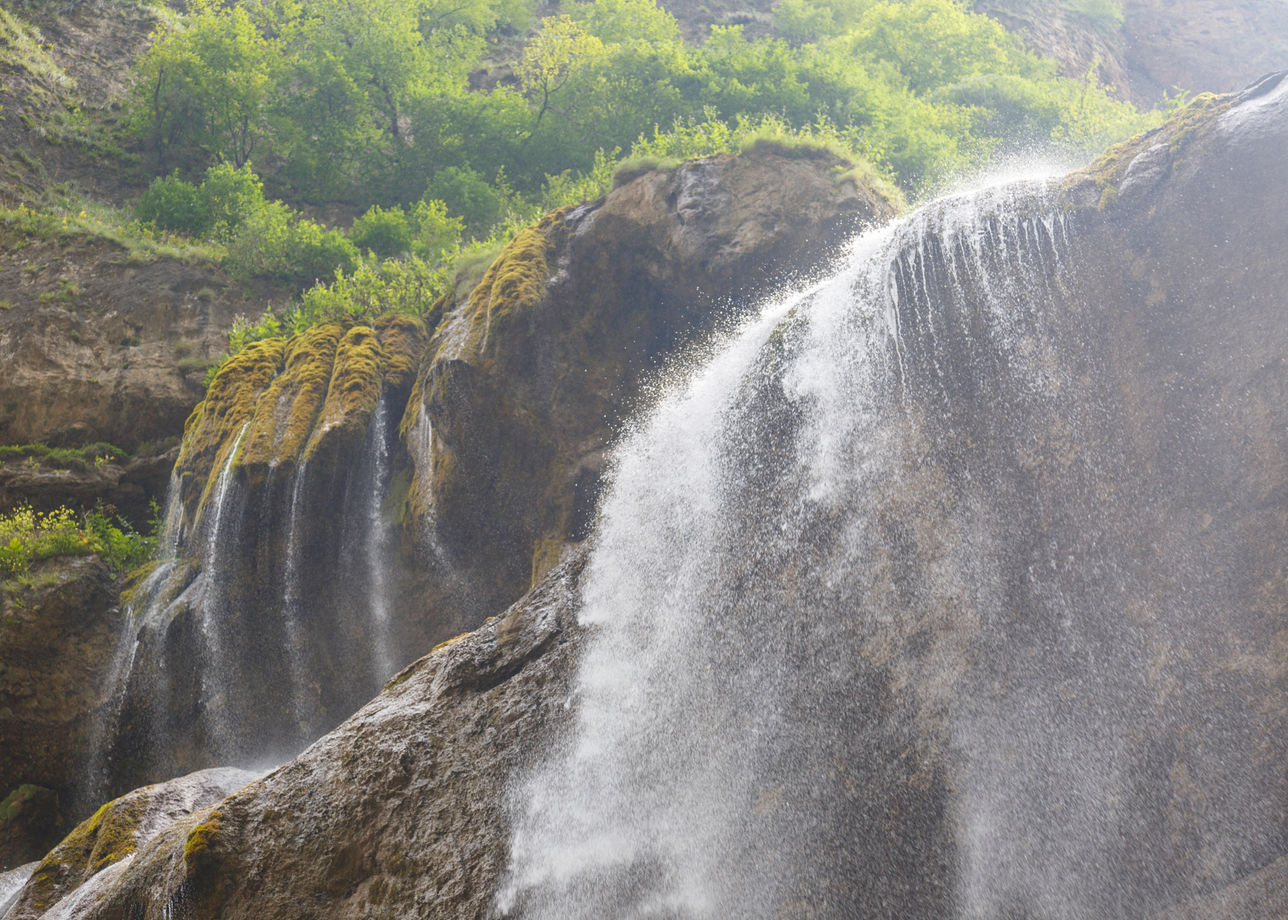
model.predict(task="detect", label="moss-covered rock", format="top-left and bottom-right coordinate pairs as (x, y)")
top-left (4, 767), bottom-right (255, 920)
top-left (175, 337), bottom-right (288, 530)
top-left (406, 146), bottom-right (900, 600)
top-left (239, 323), bottom-right (345, 483)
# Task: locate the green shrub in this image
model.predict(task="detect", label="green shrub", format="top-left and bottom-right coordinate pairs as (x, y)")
top-left (200, 163), bottom-right (269, 240)
top-left (135, 174), bottom-right (214, 237)
top-left (408, 199), bottom-right (463, 261)
top-left (424, 165), bottom-right (507, 236)
top-left (224, 202), bottom-right (358, 287)
top-left (350, 205), bottom-right (413, 259)
top-left (0, 504), bottom-right (155, 579)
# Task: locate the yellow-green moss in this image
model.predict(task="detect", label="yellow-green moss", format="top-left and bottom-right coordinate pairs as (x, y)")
top-left (446, 209), bottom-right (568, 365)
top-left (24, 793), bottom-right (147, 911)
top-left (175, 337), bottom-right (288, 524)
top-left (184, 808), bottom-right (223, 872)
top-left (303, 325), bottom-right (384, 460)
top-left (240, 323), bottom-right (344, 474)
top-left (375, 313), bottom-right (429, 392)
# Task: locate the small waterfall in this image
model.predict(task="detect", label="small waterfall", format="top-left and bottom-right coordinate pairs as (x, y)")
top-left (501, 172), bottom-right (1275, 918)
top-left (191, 421), bottom-right (252, 757)
top-left (357, 395), bottom-right (397, 682)
top-left (280, 459), bottom-right (318, 738)
top-left (81, 475), bottom-right (186, 811)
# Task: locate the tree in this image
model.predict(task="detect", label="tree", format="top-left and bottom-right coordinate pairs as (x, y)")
top-left (517, 16), bottom-right (605, 129)
top-left (132, 2), bottom-right (275, 172)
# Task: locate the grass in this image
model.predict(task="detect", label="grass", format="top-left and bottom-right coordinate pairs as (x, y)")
top-left (0, 441), bottom-right (127, 468)
top-left (0, 197), bottom-right (224, 265)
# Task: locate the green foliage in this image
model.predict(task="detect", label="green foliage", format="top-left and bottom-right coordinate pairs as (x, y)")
top-left (0, 504), bottom-right (155, 578)
top-left (350, 205), bottom-right (413, 259)
top-left (221, 199), bottom-right (358, 286)
top-left (131, 0), bottom-right (276, 172)
top-left (1, 198), bottom-right (223, 266)
top-left (408, 199), bottom-right (464, 260)
top-left (135, 174), bottom-right (214, 237)
top-left (200, 163), bottom-right (268, 239)
top-left (424, 166), bottom-right (510, 236)
top-left (569, 0), bottom-right (680, 46)
top-left (120, 0), bottom-right (1162, 356)
top-left (0, 442), bottom-right (127, 469)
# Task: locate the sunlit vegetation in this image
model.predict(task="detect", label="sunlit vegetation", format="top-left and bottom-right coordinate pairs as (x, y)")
top-left (0, 504), bottom-right (156, 578)
top-left (10, 0), bottom-right (1158, 352)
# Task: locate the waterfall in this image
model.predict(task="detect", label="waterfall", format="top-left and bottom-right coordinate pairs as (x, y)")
top-left (192, 421), bottom-right (252, 757)
top-left (500, 171), bottom-right (1276, 919)
top-left (280, 458), bottom-right (318, 738)
top-left (352, 395), bottom-right (397, 683)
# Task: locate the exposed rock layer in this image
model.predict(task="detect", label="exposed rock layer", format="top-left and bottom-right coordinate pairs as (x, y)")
top-left (0, 556), bottom-right (121, 865)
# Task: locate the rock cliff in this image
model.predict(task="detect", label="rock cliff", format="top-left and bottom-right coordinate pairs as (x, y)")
top-left (978, 0), bottom-right (1288, 106)
top-left (13, 75), bottom-right (1285, 919)
top-left (85, 146), bottom-right (895, 804)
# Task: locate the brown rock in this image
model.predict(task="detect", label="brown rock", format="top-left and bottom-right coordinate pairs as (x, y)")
top-left (0, 557), bottom-right (121, 863)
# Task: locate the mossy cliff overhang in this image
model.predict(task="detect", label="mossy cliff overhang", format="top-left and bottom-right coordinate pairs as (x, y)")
top-left (1061, 71), bottom-right (1286, 214)
top-left (402, 145), bottom-right (901, 589)
top-left (173, 315), bottom-right (427, 541)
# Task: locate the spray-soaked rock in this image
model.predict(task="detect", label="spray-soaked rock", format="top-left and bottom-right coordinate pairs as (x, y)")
top-left (3, 767), bottom-right (257, 920)
top-left (40, 75), bottom-right (1288, 919)
top-left (0, 556), bottom-right (120, 866)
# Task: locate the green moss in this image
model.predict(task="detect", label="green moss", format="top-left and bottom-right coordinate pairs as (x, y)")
top-left (175, 337), bottom-right (287, 525)
top-left (611, 155), bottom-right (683, 188)
top-left (24, 792), bottom-right (147, 911)
top-left (240, 323), bottom-right (343, 475)
top-left (184, 808), bottom-right (223, 871)
top-left (446, 209), bottom-right (568, 366)
top-left (374, 313), bottom-right (428, 392)
top-left (303, 324), bottom-right (383, 461)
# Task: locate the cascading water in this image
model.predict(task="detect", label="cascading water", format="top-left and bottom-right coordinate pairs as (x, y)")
top-left (91, 385), bottom-right (418, 796)
top-left (280, 457), bottom-right (321, 735)
top-left (339, 395), bottom-right (398, 684)
top-left (501, 172), bottom-right (1279, 919)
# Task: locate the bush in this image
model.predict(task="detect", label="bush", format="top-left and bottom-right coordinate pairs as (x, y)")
top-left (135, 174), bottom-right (213, 237)
top-left (0, 504), bottom-right (153, 578)
top-left (224, 202), bottom-right (359, 287)
top-left (424, 165), bottom-right (507, 236)
top-left (201, 163), bottom-right (269, 240)
top-left (288, 219), bottom-right (361, 287)
top-left (408, 199), bottom-right (463, 261)
top-left (350, 205), bottom-right (413, 259)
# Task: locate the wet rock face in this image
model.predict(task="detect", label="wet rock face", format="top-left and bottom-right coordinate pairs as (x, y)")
top-left (0, 557), bottom-right (121, 865)
top-left (35, 551), bottom-right (587, 920)
top-left (411, 147), bottom-right (899, 597)
top-left (39, 80), bottom-right (1288, 919)
top-left (103, 316), bottom-right (443, 794)
top-left (4, 767), bottom-right (256, 920)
